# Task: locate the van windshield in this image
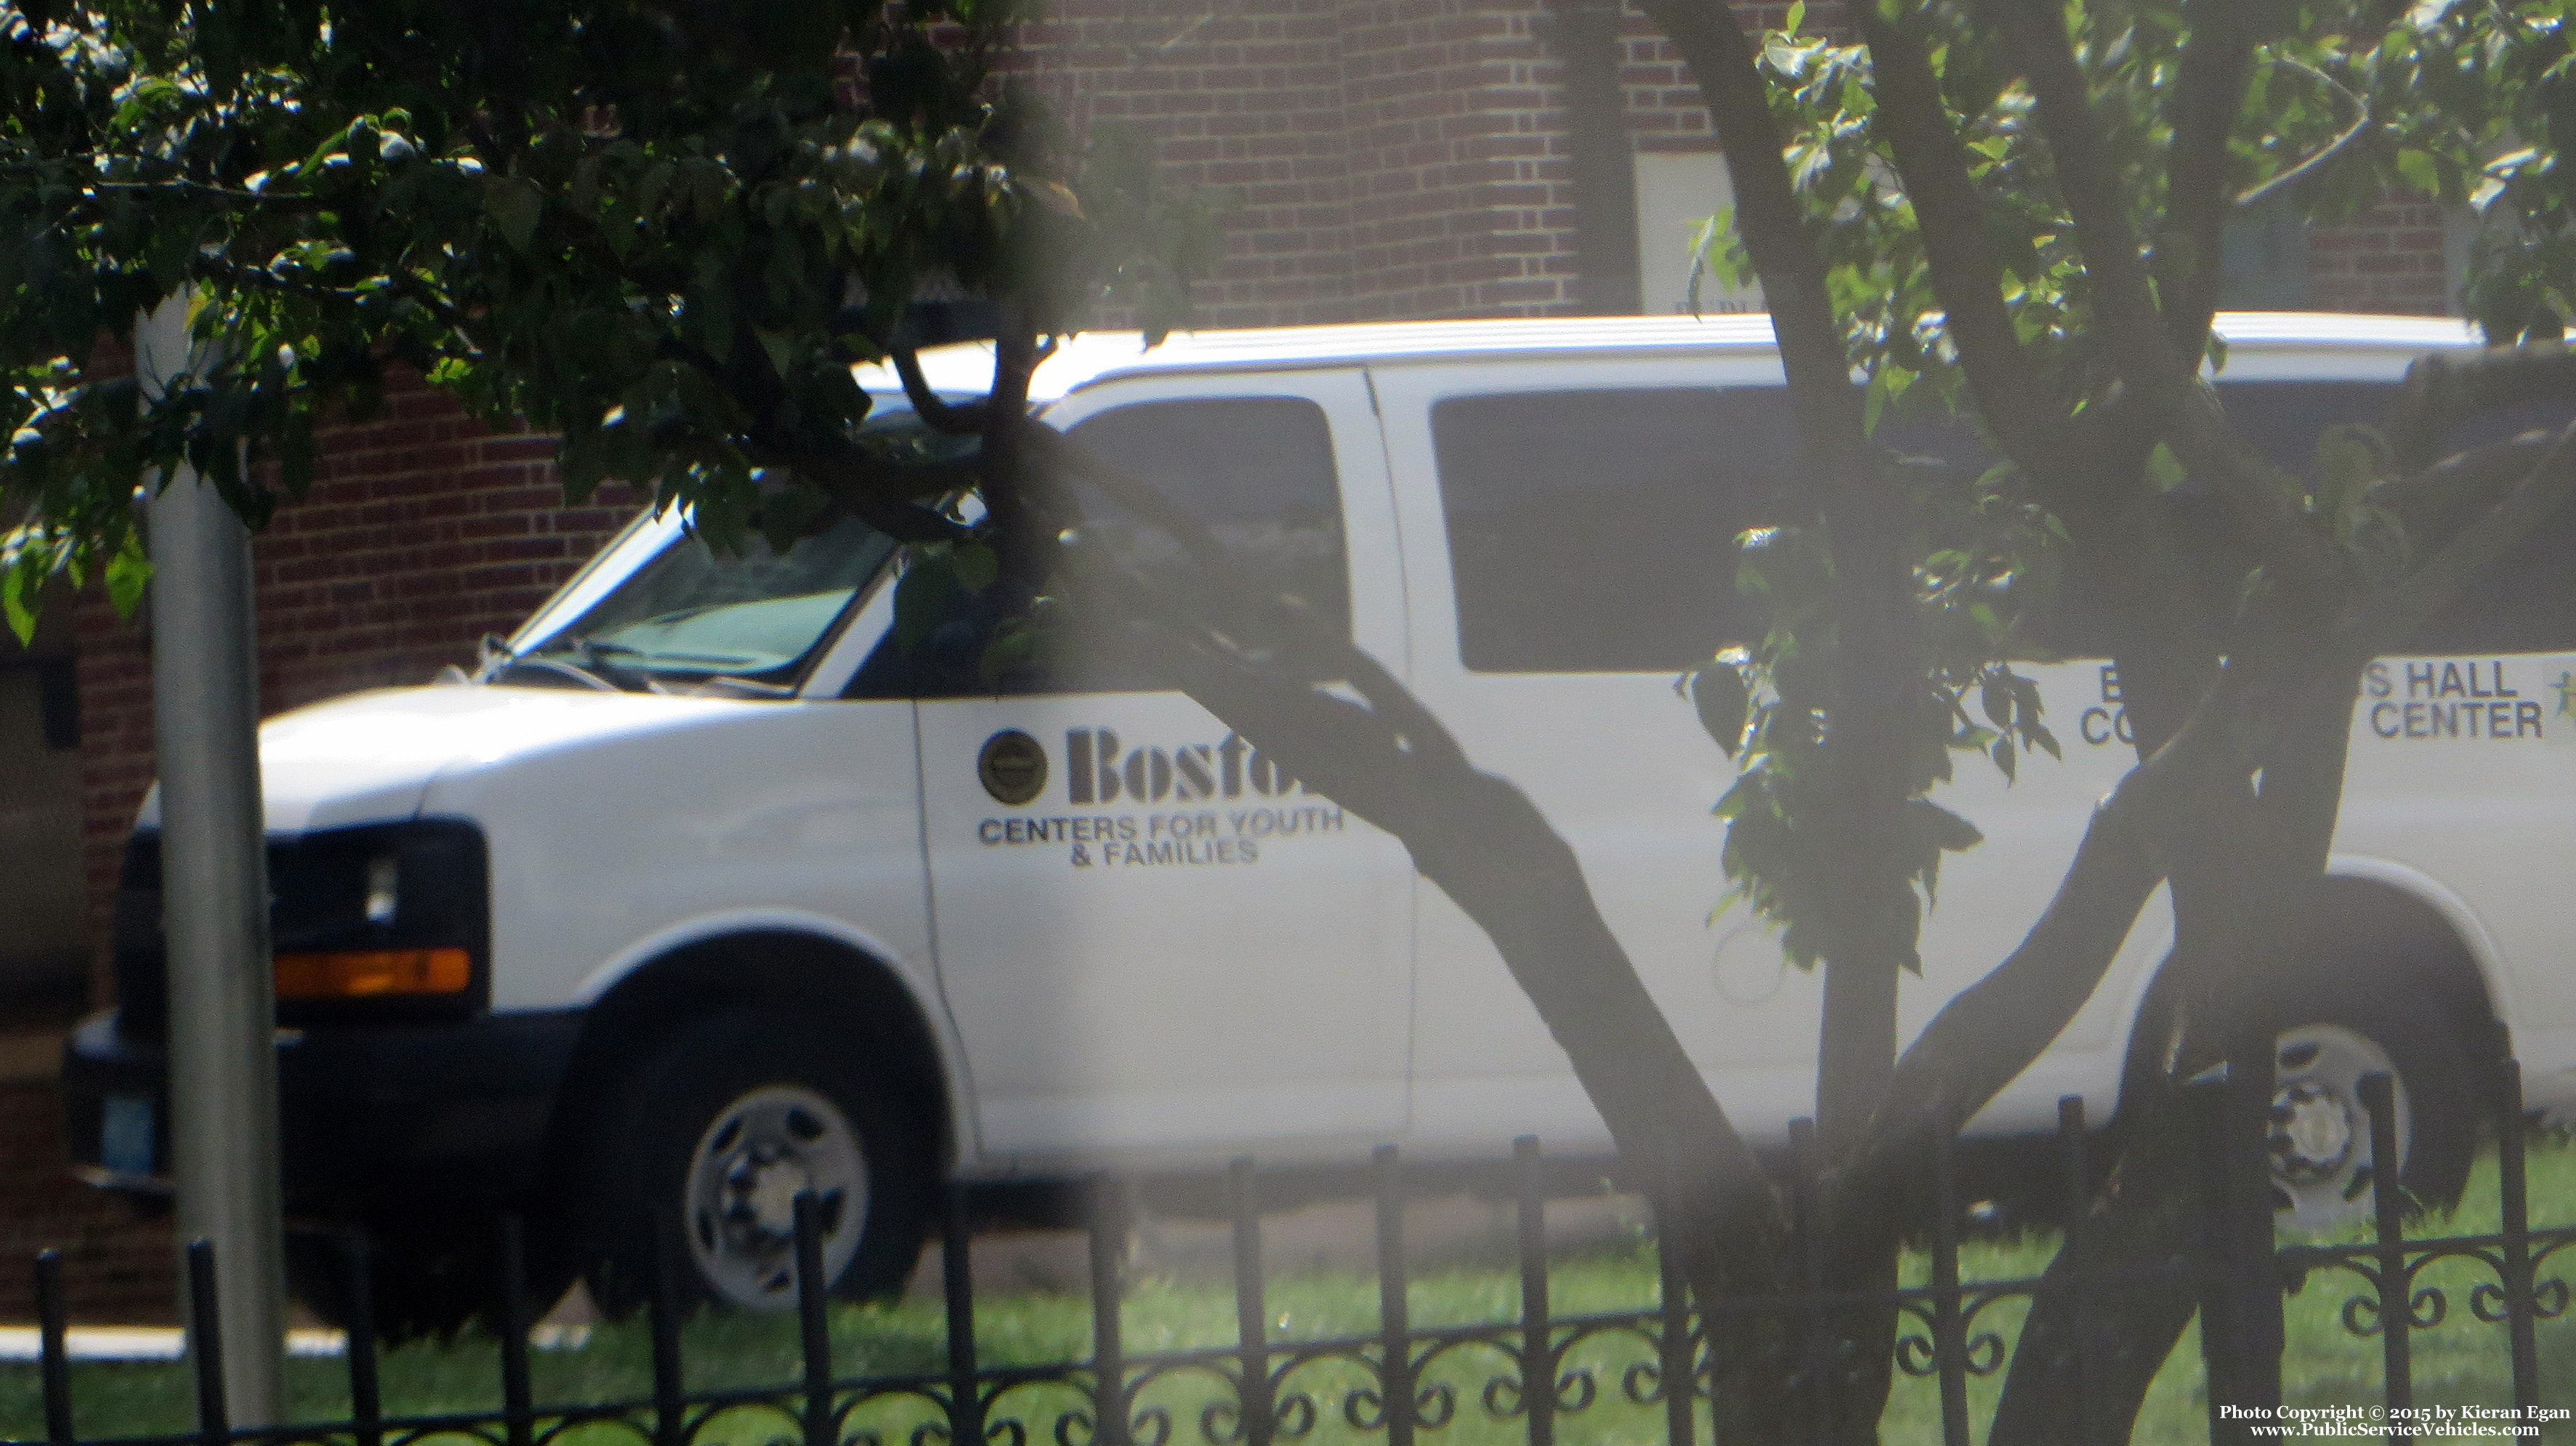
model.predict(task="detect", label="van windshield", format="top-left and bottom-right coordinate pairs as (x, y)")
top-left (500, 402), bottom-right (976, 692)
top-left (511, 514), bottom-right (901, 691)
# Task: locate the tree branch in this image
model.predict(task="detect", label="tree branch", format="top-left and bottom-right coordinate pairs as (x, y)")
top-left (1026, 425), bottom-right (1800, 1426)
top-left (1628, 0), bottom-right (1865, 452)
top-left (2341, 419), bottom-right (2576, 654)
top-left (2234, 60), bottom-right (2373, 211)
top-left (749, 433), bottom-right (977, 543)
top-left (2388, 344), bottom-right (2576, 474)
top-left (1858, 5), bottom-right (2067, 470)
top-left (892, 347), bottom-right (991, 435)
top-left (2369, 430), bottom-right (2551, 541)
top-left (1987, 0), bottom-right (2185, 397)
top-left (2157, 0), bottom-right (2259, 359)
top-left (1985, 0), bottom-right (2353, 595)
top-left (1827, 676), bottom-right (2236, 1218)
top-left (2165, 387), bottom-right (2347, 597)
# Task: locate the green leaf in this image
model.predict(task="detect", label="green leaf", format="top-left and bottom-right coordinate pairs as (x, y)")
top-left (755, 328), bottom-right (798, 381)
top-left (1979, 672), bottom-right (2010, 727)
top-left (1783, 0), bottom-right (1805, 34)
top-left (979, 616), bottom-right (1038, 687)
top-left (1711, 775), bottom-right (1753, 820)
top-left (892, 549), bottom-right (966, 654)
top-left (2030, 722), bottom-right (2062, 760)
top-left (485, 176), bottom-right (544, 253)
top-left (953, 542), bottom-right (999, 595)
top-left (2311, 424), bottom-right (2390, 518)
top-left (106, 534), bottom-right (152, 619)
top-left (1917, 799), bottom-right (1984, 852)
top-left (2144, 442), bottom-right (2187, 492)
top-left (2395, 149), bottom-right (2442, 197)
top-left (1692, 661), bottom-right (1751, 756)
top-left (1, 563), bottom-right (33, 647)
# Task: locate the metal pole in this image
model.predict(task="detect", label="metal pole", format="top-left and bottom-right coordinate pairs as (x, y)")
top-left (140, 295), bottom-right (288, 1426)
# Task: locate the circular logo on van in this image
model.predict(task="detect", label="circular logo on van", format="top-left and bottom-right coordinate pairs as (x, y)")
top-left (977, 730), bottom-right (1048, 806)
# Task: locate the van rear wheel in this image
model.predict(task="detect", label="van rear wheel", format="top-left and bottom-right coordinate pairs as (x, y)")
top-left (571, 1010), bottom-right (932, 1313)
top-left (2262, 974), bottom-right (2478, 1232)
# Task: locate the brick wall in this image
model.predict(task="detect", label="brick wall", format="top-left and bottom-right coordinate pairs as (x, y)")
top-left (2309, 197), bottom-right (2457, 316)
top-left (1618, 1), bottom-right (1849, 154)
top-left (0, 1079), bottom-right (174, 1322)
top-left (17, 372), bottom-right (632, 1322)
top-left (1018, 0), bottom-right (1604, 323)
top-left (1608, 1), bottom-right (2450, 317)
top-left (73, 372), bottom-right (634, 1003)
top-left (1336, 0), bottom-right (1584, 317)
top-left (1019, 0), bottom-right (1364, 326)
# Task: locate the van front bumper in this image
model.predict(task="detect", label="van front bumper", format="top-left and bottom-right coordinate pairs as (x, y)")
top-left (60, 1008), bottom-right (584, 1216)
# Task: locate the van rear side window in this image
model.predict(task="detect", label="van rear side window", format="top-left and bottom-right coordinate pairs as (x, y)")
top-left (1434, 379), bottom-right (2576, 671)
top-left (2070, 381), bottom-right (2576, 658)
top-left (1432, 387), bottom-right (1798, 674)
top-left (2407, 393), bottom-right (2576, 655)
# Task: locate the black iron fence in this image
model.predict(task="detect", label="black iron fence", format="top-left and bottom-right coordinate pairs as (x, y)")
top-left (7, 1062), bottom-right (2571, 1446)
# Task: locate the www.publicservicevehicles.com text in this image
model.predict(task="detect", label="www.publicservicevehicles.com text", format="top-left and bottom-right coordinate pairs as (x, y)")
top-left (2219, 1403), bottom-right (2569, 1436)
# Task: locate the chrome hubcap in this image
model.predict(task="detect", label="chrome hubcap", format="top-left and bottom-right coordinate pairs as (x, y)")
top-left (2269, 1024), bottom-right (2406, 1232)
top-left (685, 1083), bottom-right (867, 1307)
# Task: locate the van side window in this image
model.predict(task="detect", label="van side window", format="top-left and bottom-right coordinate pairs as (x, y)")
top-left (2410, 394), bottom-right (2576, 654)
top-left (1432, 387), bottom-right (1799, 674)
top-left (1064, 395), bottom-right (1351, 651)
top-left (2161, 382), bottom-right (2576, 656)
top-left (2032, 381), bottom-right (2402, 660)
top-left (851, 395), bottom-right (1350, 698)
top-left (2027, 380), bottom-right (2576, 658)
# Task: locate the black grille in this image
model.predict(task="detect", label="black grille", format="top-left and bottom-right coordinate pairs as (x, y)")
top-left (111, 820), bottom-right (490, 1038)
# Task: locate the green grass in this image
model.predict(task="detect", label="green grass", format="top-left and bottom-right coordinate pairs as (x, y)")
top-left (7, 1141), bottom-right (2574, 1445)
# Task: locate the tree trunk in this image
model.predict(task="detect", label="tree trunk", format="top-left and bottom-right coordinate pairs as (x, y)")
top-left (1062, 572), bottom-right (1811, 1430)
top-left (1987, 1071), bottom-right (2211, 1446)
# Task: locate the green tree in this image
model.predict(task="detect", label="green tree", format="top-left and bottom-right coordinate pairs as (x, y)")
top-left (1630, 0), bottom-right (2576, 1437)
top-left (7, 1), bottom-right (2576, 1439)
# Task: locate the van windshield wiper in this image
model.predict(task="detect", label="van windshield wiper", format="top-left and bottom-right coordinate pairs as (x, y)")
top-left (563, 637), bottom-right (664, 691)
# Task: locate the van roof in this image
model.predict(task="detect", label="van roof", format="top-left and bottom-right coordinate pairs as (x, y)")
top-left (854, 311), bottom-right (2487, 406)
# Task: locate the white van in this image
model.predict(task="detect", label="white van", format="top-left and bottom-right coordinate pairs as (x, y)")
top-left (62, 312), bottom-right (2576, 1327)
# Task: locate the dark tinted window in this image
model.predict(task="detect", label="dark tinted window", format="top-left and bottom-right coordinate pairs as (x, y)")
top-left (2208, 381), bottom-right (2576, 654)
top-left (2038, 380), bottom-right (2576, 657)
top-left (852, 395), bottom-right (1349, 696)
top-left (1434, 387), bottom-right (1801, 673)
top-left (2408, 393), bottom-right (2576, 653)
top-left (2035, 381), bottom-right (2399, 658)
top-left (2220, 381), bottom-right (2394, 479)
top-left (1067, 397), bottom-right (1349, 645)
top-left (1431, 376), bottom-right (2576, 671)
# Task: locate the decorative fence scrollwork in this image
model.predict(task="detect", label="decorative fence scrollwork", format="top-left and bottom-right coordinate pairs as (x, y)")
top-left (9, 1062), bottom-right (2569, 1446)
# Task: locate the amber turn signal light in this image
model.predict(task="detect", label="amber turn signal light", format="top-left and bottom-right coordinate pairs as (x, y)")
top-left (274, 948), bottom-right (471, 1001)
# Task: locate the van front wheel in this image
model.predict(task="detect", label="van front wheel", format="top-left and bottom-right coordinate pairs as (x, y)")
top-left (573, 1011), bottom-right (932, 1312)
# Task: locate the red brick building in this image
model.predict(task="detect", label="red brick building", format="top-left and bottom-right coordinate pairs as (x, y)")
top-left (0, 0), bottom-right (2462, 1321)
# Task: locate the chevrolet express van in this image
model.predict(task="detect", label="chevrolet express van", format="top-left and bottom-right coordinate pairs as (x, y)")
top-left (62, 313), bottom-right (2576, 1328)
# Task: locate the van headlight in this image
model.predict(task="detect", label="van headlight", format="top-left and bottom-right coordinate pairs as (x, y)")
top-left (268, 820), bottom-right (488, 1017)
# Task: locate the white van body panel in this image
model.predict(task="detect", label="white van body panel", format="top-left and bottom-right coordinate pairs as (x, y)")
top-left (142, 682), bottom-right (825, 836)
top-left (417, 693), bottom-right (932, 1017)
top-left (906, 366), bottom-right (1421, 1172)
top-left (182, 311), bottom-right (2576, 1188)
top-left (1374, 357), bottom-right (2158, 1151)
top-left (2333, 658), bottom-right (2576, 1078)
